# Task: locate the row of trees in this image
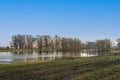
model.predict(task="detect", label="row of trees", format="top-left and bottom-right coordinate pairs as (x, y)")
top-left (10, 34), bottom-right (113, 52)
top-left (11, 35), bottom-right (34, 49)
top-left (85, 39), bottom-right (111, 52)
top-left (10, 35), bottom-right (82, 52)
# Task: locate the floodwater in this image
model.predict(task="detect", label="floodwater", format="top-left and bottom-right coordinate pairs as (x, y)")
top-left (0, 51), bottom-right (103, 64)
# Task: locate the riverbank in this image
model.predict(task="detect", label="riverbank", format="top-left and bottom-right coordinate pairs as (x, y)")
top-left (0, 55), bottom-right (120, 80)
top-left (0, 49), bottom-right (54, 52)
top-left (109, 50), bottom-right (120, 55)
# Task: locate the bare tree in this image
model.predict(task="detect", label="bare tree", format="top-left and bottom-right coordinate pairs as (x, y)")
top-left (96, 39), bottom-right (111, 53)
top-left (12, 35), bottom-right (18, 49)
top-left (117, 38), bottom-right (120, 49)
top-left (36, 35), bottom-right (43, 51)
top-left (11, 34), bottom-right (83, 52)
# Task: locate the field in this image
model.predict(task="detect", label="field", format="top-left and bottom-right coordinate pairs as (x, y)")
top-left (0, 55), bottom-right (120, 80)
top-left (0, 49), bottom-right (53, 52)
top-left (109, 50), bottom-right (120, 55)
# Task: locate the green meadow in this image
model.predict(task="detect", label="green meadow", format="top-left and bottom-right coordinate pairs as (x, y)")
top-left (0, 55), bottom-right (120, 80)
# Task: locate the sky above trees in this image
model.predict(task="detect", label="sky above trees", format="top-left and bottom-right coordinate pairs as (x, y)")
top-left (0, 0), bottom-right (120, 46)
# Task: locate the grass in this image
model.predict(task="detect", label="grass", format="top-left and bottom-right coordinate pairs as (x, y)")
top-left (109, 50), bottom-right (120, 55)
top-left (0, 55), bottom-right (120, 80)
top-left (0, 49), bottom-right (54, 52)
top-left (0, 49), bottom-right (34, 52)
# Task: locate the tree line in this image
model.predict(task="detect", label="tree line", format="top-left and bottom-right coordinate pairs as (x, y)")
top-left (10, 34), bottom-right (117, 52)
top-left (10, 34), bottom-right (82, 52)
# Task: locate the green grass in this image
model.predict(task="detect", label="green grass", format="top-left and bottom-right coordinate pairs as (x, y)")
top-left (0, 49), bottom-right (54, 52)
top-left (110, 50), bottom-right (120, 53)
top-left (0, 49), bottom-right (34, 52)
top-left (109, 50), bottom-right (120, 55)
top-left (0, 55), bottom-right (120, 80)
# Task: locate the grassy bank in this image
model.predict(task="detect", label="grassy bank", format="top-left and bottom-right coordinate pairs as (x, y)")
top-left (0, 55), bottom-right (120, 80)
top-left (0, 49), bottom-right (54, 52)
top-left (109, 50), bottom-right (120, 55)
top-left (0, 49), bottom-right (34, 52)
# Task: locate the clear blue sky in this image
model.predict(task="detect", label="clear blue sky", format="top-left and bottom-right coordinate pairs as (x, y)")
top-left (0, 0), bottom-right (120, 46)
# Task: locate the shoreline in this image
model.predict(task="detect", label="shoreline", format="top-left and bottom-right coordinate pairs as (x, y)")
top-left (0, 55), bottom-right (120, 80)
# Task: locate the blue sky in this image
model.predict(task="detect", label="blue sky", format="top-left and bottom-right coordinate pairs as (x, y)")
top-left (0, 0), bottom-right (120, 46)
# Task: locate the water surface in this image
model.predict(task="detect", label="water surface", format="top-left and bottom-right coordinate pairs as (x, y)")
top-left (0, 51), bottom-right (102, 64)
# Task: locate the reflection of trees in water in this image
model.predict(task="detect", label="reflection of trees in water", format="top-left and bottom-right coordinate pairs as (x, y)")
top-left (10, 50), bottom-right (109, 63)
top-left (97, 50), bottom-right (108, 56)
top-left (26, 51), bottom-right (33, 54)
top-left (12, 51), bottom-right (33, 55)
top-left (62, 52), bottom-right (81, 59)
top-left (82, 49), bottom-right (108, 56)
top-left (37, 50), bottom-right (42, 54)
top-left (12, 51), bottom-right (24, 54)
